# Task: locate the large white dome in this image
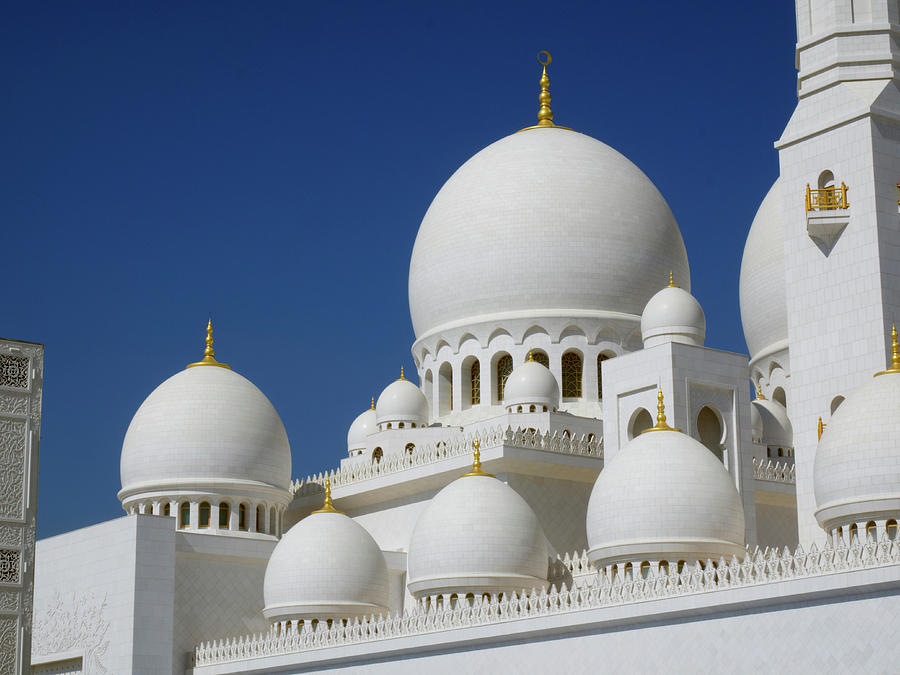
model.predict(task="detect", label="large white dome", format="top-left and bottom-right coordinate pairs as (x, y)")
top-left (119, 365), bottom-right (292, 499)
top-left (640, 282), bottom-right (706, 348)
top-left (408, 127), bottom-right (690, 340)
top-left (263, 510), bottom-right (389, 622)
top-left (739, 179), bottom-right (787, 362)
top-left (407, 473), bottom-right (550, 597)
top-left (586, 426), bottom-right (745, 566)
top-left (814, 370), bottom-right (900, 530)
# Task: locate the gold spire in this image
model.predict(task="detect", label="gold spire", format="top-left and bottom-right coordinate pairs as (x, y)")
top-left (755, 383), bottom-right (767, 401)
top-left (312, 478), bottom-right (340, 514)
top-left (461, 439), bottom-right (494, 477)
top-left (186, 318), bottom-right (231, 370)
top-left (527, 348), bottom-right (535, 362)
top-left (875, 324), bottom-right (900, 376)
top-left (518, 51), bottom-right (572, 132)
top-left (399, 366), bottom-right (405, 381)
top-left (370, 396), bottom-right (375, 410)
top-left (667, 271), bottom-right (678, 288)
top-left (642, 388), bottom-right (682, 434)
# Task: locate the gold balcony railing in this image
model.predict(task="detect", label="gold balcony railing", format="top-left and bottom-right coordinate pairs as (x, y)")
top-left (806, 182), bottom-right (849, 211)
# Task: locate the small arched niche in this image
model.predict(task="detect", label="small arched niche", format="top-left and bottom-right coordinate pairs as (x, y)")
top-left (697, 406), bottom-right (725, 463)
top-left (772, 387), bottom-right (787, 408)
top-left (830, 395), bottom-right (844, 415)
top-left (628, 407), bottom-right (653, 439)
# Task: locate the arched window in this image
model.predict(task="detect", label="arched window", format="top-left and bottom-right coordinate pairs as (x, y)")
top-left (610, 564), bottom-right (618, 580)
top-left (239, 503), bottom-right (247, 531)
top-left (372, 447), bottom-right (383, 463)
top-left (818, 169), bottom-right (835, 190)
top-left (849, 523), bottom-right (858, 542)
top-left (772, 387), bottom-right (787, 408)
top-left (256, 505), bottom-right (263, 532)
top-left (530, 351), bottom-right (550, 368)
top-left (219, 502), bottom-right (230, 529)
top-left (866, 521), bottom-right (877, 541)
top-left (887, 519), bottom-right (898, 540)
top-left (629, 407), bottom-right (653, 439)
top-left (659, 560), bottom-right (669, 575)
top-left (179, 502), bottom-right (190, 528)
top-left (439, 362), bottom-right (452, 415)
top-left (465, 592), bottom-right (475, 606)
top-left (640, 561), bottom-right (651, 579)
top-left (697, 406), bottom-right (725, 463)
top-left (677, 560), bottom-right (686, 574)
top-left (561, 352), bottom-right (583, 398)
top-left (623, 562), bottom-right (633, 581)
top-left (529, 404), bottom-right (536, 412)
top-left (405, 442), bottom-right (415, 455)
top-left (270, 507), bottom-right (276, 535)
top-left (470, 360), bottom-right (481, 406)
top-left (830, 396), bottom-right (845, 414)
top-left (163, 503), bottom-right (170, 517)
top-left (199, 501), bottom-right (211, 528)
top-left (496, 354), bottom-right (513, 402)
top-left (597, 354), bottom-right (610, 398)
top-left (398, 422), bottom-right (405, 429)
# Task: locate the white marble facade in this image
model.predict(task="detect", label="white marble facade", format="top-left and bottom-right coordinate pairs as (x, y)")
top-left (26, 1), bottom-right (900, 673)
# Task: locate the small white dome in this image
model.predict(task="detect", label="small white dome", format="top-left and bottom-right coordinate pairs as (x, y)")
top-left (407, 473), bottom-right (549, 597)
top-left (814, 371), bottom-right (900, 530)
top-left (750, 399), bottom-right (793, 448)
top-left (347, 405), bottom-right (376, 452)
top-left (263, 510), bottom-right (389, 622)
top-left (375, 375), bottom-right (428, 427)
top-left (739, 179), bottom-right (788, 362)
top-left (503, 358), bottom-right (560, 411)
top-left (119, 365), bottom-right (291, 502)
top-left (586, 427), bottom-right (745, 567)
top-left (408, 127), bottom-right (689, 340)
top-left (640, 282), bottom-right (706, 348)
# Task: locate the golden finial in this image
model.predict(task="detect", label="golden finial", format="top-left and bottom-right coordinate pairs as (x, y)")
top-left (817, 416), bottom-right (825, 441)
top-left (527, 348), bottom-right (534, 362)
top-left (370, 396), bottom-right (375, 410)
top-left (186, 318), bottom-right (231, 370)
top-left (518, 51), bottom-right (572, 133)
top-left (312, 478), bottom-right (340, 514)
top-left (642, 387), bottom-right (682, 434)
top-left (667, 271), bottom-right (678, 288)
top-left (755, 383), bottom-right (767, 400)
top-left (875, 324), bottom-right (900, 376)
top-left (462, 439), bottom-right (494, 477)
top-left (399, 366), bottom-right (405, 381)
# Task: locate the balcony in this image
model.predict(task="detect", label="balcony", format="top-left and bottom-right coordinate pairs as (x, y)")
top-left (806, 182), bottom-right (849, 211)
top-left (806, 182), bottom-right (850, 254)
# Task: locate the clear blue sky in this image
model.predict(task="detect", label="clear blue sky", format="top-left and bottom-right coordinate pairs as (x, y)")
top-left (2, 1), bottom-right (798, 538)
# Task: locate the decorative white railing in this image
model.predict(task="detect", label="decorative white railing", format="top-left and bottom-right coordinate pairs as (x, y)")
top-left (753, 457), bottom-right (796, 485)
top-left (192, 536), bottom-right (899, 667)
top-left (290, 427), bottom-right (602, 496)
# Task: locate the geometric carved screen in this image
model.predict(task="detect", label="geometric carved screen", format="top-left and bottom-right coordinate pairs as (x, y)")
top-left (0, 550), bottom-right (19, 585)
top-left (0, 419), bottom-right (26, 521)
top-left (0, 355), bottom-right (28, 390)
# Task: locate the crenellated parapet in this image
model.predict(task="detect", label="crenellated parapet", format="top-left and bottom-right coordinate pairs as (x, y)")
top-left (193, 535), bottom-right (900, 667)
top-left (753, 457), bottom-right (796, 485)
top-left (291, 426), bottom-right (603, 495)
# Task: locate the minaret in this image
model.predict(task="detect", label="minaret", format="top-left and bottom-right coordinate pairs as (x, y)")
top-left (776, 0), bottom-right (900, 544)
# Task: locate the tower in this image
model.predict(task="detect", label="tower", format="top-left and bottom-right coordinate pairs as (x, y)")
top-left (776, 0), bottom-right (900, 543)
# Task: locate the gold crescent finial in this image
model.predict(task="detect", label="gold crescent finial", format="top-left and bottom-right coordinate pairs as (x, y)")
top-left (186, 318), bottom-right (231, 370)
top-left (536, 51), bottom-right (554, 128)
top-left (875, 323), bottom-right (900, 376)
top-left (462, 438), bottom-right (494, 477)
top-left (312, 478), bottom-right (340, 514)
top-left (642, 387), bottom-right (682, 434)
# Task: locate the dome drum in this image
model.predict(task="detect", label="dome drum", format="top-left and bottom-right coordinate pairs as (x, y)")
top-left (815, 498), bottom-right (900, 535)
top-left (587, 538), bottom-right (746, 570)
top-left (407, 573), bottom-right (549, 599)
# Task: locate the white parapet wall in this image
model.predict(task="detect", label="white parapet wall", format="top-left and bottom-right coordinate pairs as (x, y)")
top-left (190, 536), bottom-right (900, 674)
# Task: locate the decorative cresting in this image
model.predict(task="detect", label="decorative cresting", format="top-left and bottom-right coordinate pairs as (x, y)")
top-left (875, 323), bottom-right (900, 376)
top-left (461, 439), bottom-right (493, 478)
top-left (752, 457), bottom-right (796, 484)
top-left (519, 51), bottom-right (572, 132)
top-left (186, 318), bottom-right (231, 370)
top-left (194, 537), bottom-right (900, 668)
top-left (311, 479), bottom-right (339, 514)
top-left (642, 388), bottom-right (681, 434)
top-left (805, 182), bottom-right (849, 211)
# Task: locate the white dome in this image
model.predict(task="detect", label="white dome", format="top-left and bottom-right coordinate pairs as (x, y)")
top-left (408, 127), bottom-right (690, 340)
top-left (814, 371), bottom-right (900, 530)
top-left (347, 406), bottom-right (376, 452)
top-left (263, 511), bottom-right (389, 621)
top-left (503, 359), bottom-right (560, 411)
top-left (375, 376), bottom-right (428, 427)
top-left (750, 399), bottom-right (793, 448)
top-left (640, 283), bottom-right (706, 348)
top-left (407, 474), bottom-right (550, 597)
top-left (586, 427), bottom-right (745, 566)
top-left (739, 179), bottom-right (788, 362)
top-left (119, 365), bottom-right (291, 501)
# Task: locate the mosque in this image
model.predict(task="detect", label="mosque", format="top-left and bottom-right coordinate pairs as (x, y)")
top-left (15, 1), bottom-right (900, 673)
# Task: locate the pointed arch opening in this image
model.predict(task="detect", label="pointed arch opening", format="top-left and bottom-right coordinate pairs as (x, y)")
top-left (697, 406), bottom-right (725, 463)
top-left (495, 353), bottom-right (513, 402)
top-left (561, 351), bottom-right (583, 398)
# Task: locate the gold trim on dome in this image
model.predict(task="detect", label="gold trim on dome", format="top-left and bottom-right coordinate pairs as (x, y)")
top-left (461, 439), bottom-right (494, 477)
top-left (518, 51), bottom-right (573, 133)
top-left (875, 324), bottom-right (900, 376)
top-left (186, 319), bottom-right (231, 370)
top-left (642, 388), bottom-right (682, 434)
top-left (312, 479), bottom-right (340, 514)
